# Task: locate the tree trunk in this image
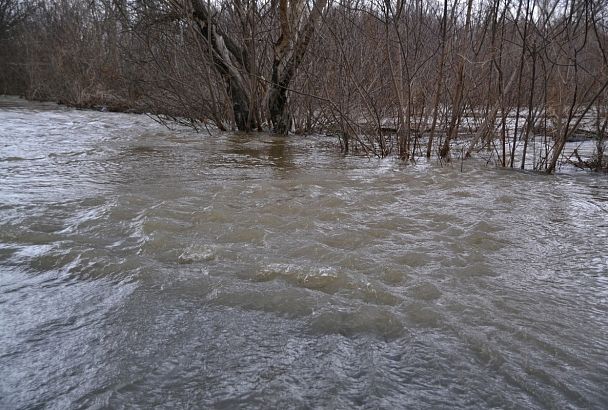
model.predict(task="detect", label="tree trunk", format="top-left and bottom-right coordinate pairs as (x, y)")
top-left (546, 78), bottom-right (608, 174)
top-left (440, 0), bottom-right (473, 159)
top-left (228, 79), bottom-right (253, 132)
top-left (267, 0), bottom-right (327, 135)
top-left (268, 64), bottom-right (290, 134)
top-left (427, 0), bottom-right (449, 158)
top-left (192, 0), bottom-right (256, 132)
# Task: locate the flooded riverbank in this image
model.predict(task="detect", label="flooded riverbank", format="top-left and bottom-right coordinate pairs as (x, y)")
top-left (1, 97), bottom-right (607, 408)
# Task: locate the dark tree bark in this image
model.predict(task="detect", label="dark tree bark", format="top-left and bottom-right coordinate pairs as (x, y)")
top-left (191, 0), bottom-right (257, 131)
top-left (189, 0), bottom-right (327, 134)
top-left (267, 0), bottom-right (328, 135)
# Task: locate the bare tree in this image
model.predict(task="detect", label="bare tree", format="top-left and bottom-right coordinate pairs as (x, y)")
top-left (3, 0), bottom-right (607, 171)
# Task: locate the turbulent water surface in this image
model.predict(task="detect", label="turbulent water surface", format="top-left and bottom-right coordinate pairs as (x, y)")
top-left (1, 96), bottom-right (607, 408)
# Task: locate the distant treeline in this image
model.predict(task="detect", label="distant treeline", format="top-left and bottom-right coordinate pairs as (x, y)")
top-left (1, 0), bottom-right (607, 172)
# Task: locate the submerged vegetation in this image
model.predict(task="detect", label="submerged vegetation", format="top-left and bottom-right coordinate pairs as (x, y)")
top-left (1, 0), bottom-right (607, 172)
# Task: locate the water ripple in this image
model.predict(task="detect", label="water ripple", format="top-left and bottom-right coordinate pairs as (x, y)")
top-left (1, 98), bottom-right (607, 408)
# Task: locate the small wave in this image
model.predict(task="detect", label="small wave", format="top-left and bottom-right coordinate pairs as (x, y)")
top-left (408, 281), bottom-right (442, 301)
top-left (309, 306), bottom-right (405, 339)
top-left (404, 303), bottom-right (443, 328)
top-left (178, 245), bottom-right (217, 264)
top-left (256, 263), bottom-right (401, 306)
top-left (0, 156), bottom-right (45, 162)
top-left (207, 287), bottom-right (316, 318)
top-left (255, 263), bottom-right (345, 292)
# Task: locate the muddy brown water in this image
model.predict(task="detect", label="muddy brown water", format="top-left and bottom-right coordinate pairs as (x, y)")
top-left (1, 97), bottom-right (607, 408)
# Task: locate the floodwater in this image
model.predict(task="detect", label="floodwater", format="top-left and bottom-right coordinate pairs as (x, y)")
top-left (1, 96), bottom-right (607, 408)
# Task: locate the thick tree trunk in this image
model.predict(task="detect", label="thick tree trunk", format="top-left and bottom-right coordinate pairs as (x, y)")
top-left (268, 65), bottom-right (290, 134)
top-left (191, 0), bottom-right (326, 134)
top-left (192, 0), bottom-right (256, 132)
top-left (228, 79), bottom-right (253, 132)
top-left (267, 0), bottom-right (327, 135)
top-left (268, 88), bottom-right (290, 134)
